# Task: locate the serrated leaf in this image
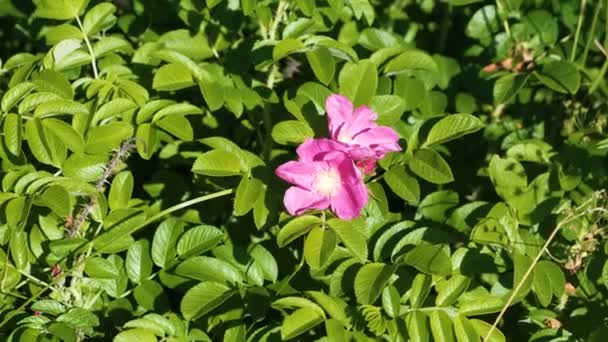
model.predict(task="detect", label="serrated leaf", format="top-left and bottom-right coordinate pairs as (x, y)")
top-left (192, 150), bottom-right (244, 177)
top-left (339, 60), bottom-right (378, 106)
top-left (177, 225), bottom-right (223, 258)
top-left (384, 50), bottom-right (438, 76)
top-left (429, 310), bottom-right (455, 342)
top-left (2, 82), bottom-right (36, 112)
top-left (306, 47), bottom-right (335, 85)
top-left (126, 239), bottom-right (153, 284)
top-left (399, 244), bottom-right (451, 276)
top-left (3, 113), bottom-right (21, 156)
top-left (304, 227), bottom-right (336, 269)
top-left (273, 39), bottom-right (305, 61)
top-left (180, 282), bottom-right (235, 320)
top-left (175, 256), bottom-right (243, 285)
top-left (424, 114), bottom-right (484, 147)
top-left (108, 171), bottom-right (134, 211)
top-left (234, 176), bottom-right (264, 216)
top-left (151, 218), bottom-right (183, 268)
top-left (42, 118), bottom-right (84, 152)
top-left (271, 120), bottom-right (314, 145)
top-left (408, 148), bottom-right (454, 184)
top-left (85, 257), bottom-right (119, 279)
top-left (83, 3), bottom-right (116, 36)
top-left (384, 164), bottom-right (420, 203)
top-left (493, 73), bottom-right (529, 104)
top-left (327, 218), bottom-right (368, 262)
top-left (153, 63), bottom-right (195, 91)
top-left (354, 263), bottom-right (394, 304)
top-left (277, 215), bottom-right (322, 247)
top-left (280, 307), bottom-right (324, 340)
top-left (535, 60), bottom-right (580, 94)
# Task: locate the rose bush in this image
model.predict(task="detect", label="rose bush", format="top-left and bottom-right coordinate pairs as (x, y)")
top-left (0, 0), bottom-right (607, 341)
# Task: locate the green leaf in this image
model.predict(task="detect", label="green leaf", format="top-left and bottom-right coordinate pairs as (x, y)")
top-left (435, 275), bottom-right (471, 306)
top-left (306, 291), bottom-right (352, 328)
top-left (384, 164), bottom-right (420, 203)
top-left (234, 176), bottom-right (264, 216)
top-left (370, 95), bottom-right (406, 125)
top-left (459, 294), bottom-right (505, 316)
top-left (62, 152), bottom-right (106, 182)
top-left (177, 225), bottom-right (224, 258)
top-left (93, 36), bottom-right (131, 58)
top-left (327, 218), bottom-right (368, 262)
top-left (134, 280), bottom-right (168, 311)
top-left (93, 98), bottom-right (137, 126)
top-left (85, 121), bottom-right (133, 154)
top-left (85, 257), bottom-right (119, 279)
top-left (383, 50), bottom-right (439, 76)
top-left (3, 113), bottom-right (21, 156)
top-left (493, 73), bottom-right (530, 104)
top-left (418, 190), bottom-right (459, 223)
top-left (83, 3), bottom-right (116, 36)
top-left (429, 310), bottom-right (455, 342)
top-left (535, 60), bottom-right (580, 94)
top-left (453, 315), bottom-right (480, 342)
top-left (42, 118), bottom-right (84, 153)
top-left (408, 148), bottom-right (454, 184)
top-left (180, 281), bottom-right (235, 320)
top-left (31, 300), bottom-right (66, 316)
top-left (136, 123), bottom-right (159, 160)
top-left (280, 307), bottom-right (324, 340)
top-left (304, 226), bottom-right (337, 269)
top-left (277, 215), bottom-right (322, 247)
top-left (273, 39), bottom-right (305, 61)
top-left (34, 99), bottom-right (89, 118)
top-left (470, 319), bottom-right (506, 342)
top-left (38, 185), bottom-right (71, 217)
top-left (1, 82), bottom-right (36, 112)
top-left (249, 244), bottom-right (279, 282)
top-left (126, 239), bottom-right (153, 284)
top-left (271, 120), bottom-right (314, 145)
top-left (339, 60), bottom-right (378, 106)
top-left (175, 256), bottom-right (243, 285)
top-left (399, 244), bottom-right (451, 276)
top-left (512, 250), bottom-right (533, 301)
top-left (406, 311), bottom-right (430, 342)
top-left (354, 263), bottom-right (394, 304)
top-left (156, 114), bottom-right (193, 141)
top-left (114, 329), bottom-right (157, 342)
top-left (25, 118), bottom-right (66, 167)
top-left (381, 285), bottom-right (401, 318)
top-left (153, 63), bottom-right (195, 91)
top-left (424, 114), bottom-right (484, 147)
top-left (10, 230), bottom-right (29, 269)
top-left (33, 0), bottom-right (89, 19)
top-left (272, 297), bottom-right (326, 318)
top-left (192, 150), bottom-right (244, 177)
top-left (109, 171), bottom-right (134, 211)
top-left (151, 218), bottom-right (184, 268)
top-left (306, 47), bottom-right (335, 85)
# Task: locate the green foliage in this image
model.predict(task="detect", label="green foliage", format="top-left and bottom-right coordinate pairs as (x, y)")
top-left (0, 0), bottom-right (606, 341)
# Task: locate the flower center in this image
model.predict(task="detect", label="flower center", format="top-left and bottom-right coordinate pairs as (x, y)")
top-left (338, 131), bottom-right (353, 143)
top-left (313, 168), bottom-right (341, 196)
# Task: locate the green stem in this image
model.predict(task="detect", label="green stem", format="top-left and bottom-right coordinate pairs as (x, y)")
top-left (0, 188), bottom-right (234, 329)
top-left (75, 15), bottom-right (99, 79)
top-left (589, 58), bottom-right (608, 93)
top-left (581, 0), bottom-right (602, 65)
top-left (570, 0), bottom-right (587, 62)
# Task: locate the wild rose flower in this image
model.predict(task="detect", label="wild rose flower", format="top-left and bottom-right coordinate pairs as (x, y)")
top-left (275, 138), bottom-right (368, 220)
top-left (326, 94), bottom-right (401, 161)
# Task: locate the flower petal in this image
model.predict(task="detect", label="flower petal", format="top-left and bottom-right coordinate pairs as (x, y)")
top-left (352, 126), bottom-right (401, 156)
top-left (275, 161), bottom-right (320, 189)
top-left (339, 106), bottom-right (378, 139)
top-left (296, 138), bottom-right (347, 162)
top-left (331, 180), bottom-right (369, 220)
top-left (284, 186), bottom-right (330, 216)
top-left (326, 94), bottom-right (353, 136)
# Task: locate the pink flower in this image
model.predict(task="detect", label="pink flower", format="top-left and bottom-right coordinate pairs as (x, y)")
top-left (326, 94), bottom-right (401, 160)
top-left (275, 139), bottom-right (369, 220)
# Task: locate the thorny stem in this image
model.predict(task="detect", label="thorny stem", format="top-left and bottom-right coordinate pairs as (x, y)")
top-left (75, 15), bottom-right (99, 79)
top-left (483, 192), bottom-right (607, 342)
top-left (0, 188), bottom-right (235, 329)
top-left (570, 0), bottom-right (587, 62)
top-left (266, 0), bottom-right (289, 89)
